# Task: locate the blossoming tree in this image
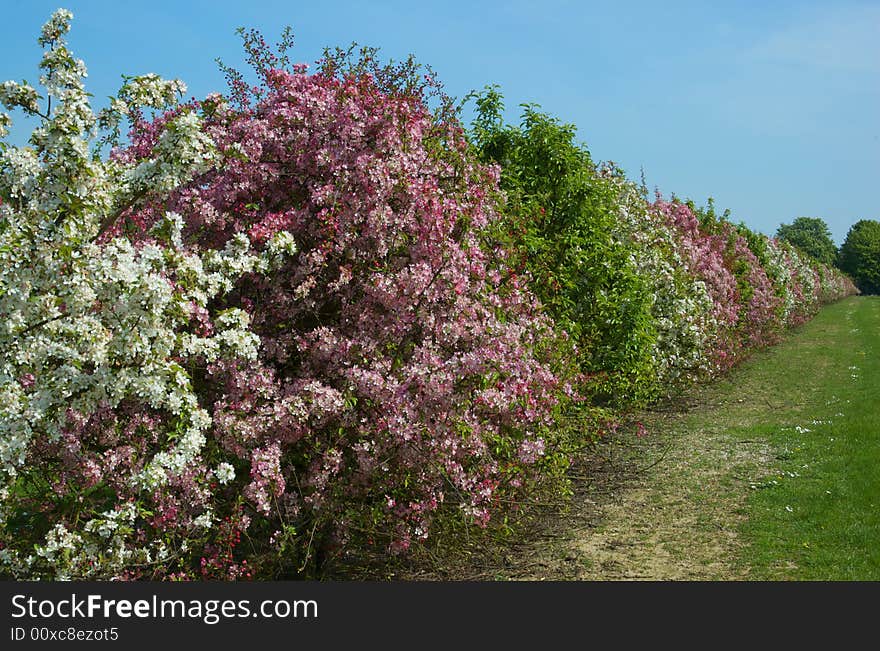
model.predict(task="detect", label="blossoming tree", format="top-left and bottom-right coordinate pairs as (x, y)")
top-left (0, 10), bottom-right (299, 579)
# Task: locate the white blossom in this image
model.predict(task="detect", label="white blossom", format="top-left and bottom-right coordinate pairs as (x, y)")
top-left (214, 462), bottom-right (236, 485)
top-left (0, 9), bottom-right (297, 579)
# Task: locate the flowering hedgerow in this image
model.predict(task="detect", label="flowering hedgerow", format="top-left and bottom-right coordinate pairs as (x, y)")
top-left (0, 11), bottom-right (572, 579)
top-left (601, 170), bottom-right (717, 394)
top-left (0, 10), bottom-right (858, 580)
top-left (466, 93), bottom-right (854, 404)
top-left (652, 197), bottom-right (855, 375)
top-left (652, 198), bottom-right (744, 371)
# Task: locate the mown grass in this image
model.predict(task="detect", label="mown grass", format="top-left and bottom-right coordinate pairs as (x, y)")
top-left (738, 295), bottom-right (880, 579)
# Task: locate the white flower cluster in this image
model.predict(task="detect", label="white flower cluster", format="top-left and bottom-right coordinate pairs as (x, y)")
top-left (763, 238), bottom-right (796, 323)
top-left (0, 9), bottom-right (297, 579)
top-left (120, 73), bottom-right (188, 110)
top-left (123, 111), bottom-right (217, 196)
top-left (97, 73), bottom-right (188, 147)
top-left (38, 8), bottom-right (73, 46)
top-left (17, 504), bottom-right (171, 580)
top-left (765, 238), bottom-right (820, 324)
top-left (0, 81), bottom-right (40, 115)
top-left (214, 462), bottom-right (236, 485)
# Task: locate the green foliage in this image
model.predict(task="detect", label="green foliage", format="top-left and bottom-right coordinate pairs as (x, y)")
top-left (687, 196), bottom-right (730, 232)
top-left (839, 219), bottom-right (880, 294)
top-left (468, 86), bottom-right (658, 404)
top-left (776, 217), bottom-right (838, 267)
top-left (735, 222), bottom-right (768, 270)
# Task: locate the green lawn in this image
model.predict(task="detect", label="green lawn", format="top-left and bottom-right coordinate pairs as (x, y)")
top-left (739, 296), bottom-right (880, 579)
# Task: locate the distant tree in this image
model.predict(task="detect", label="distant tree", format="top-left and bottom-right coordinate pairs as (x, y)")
top-left (839, 220), bottom-right (880, 294)
top-left (776, 217), bottom-right (838, 267)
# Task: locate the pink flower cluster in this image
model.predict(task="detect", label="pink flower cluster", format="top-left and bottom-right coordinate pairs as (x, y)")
top-left (120, 63), bottom-right (567, 566)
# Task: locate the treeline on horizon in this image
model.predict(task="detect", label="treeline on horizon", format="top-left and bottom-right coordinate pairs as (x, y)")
top-left (0, 11), bottom-right (865, 580)
top-left (774, 216), bottom-right (880, 295)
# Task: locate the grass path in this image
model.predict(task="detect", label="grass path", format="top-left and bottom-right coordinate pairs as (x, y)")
top-left (454, 295), bottom-right (880, 580)
top-left (740, 295), bottom-right (880, 579)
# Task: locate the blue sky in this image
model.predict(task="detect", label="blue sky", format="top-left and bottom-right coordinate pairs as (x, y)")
top-left (2, 1), bottom-right (877, 244)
